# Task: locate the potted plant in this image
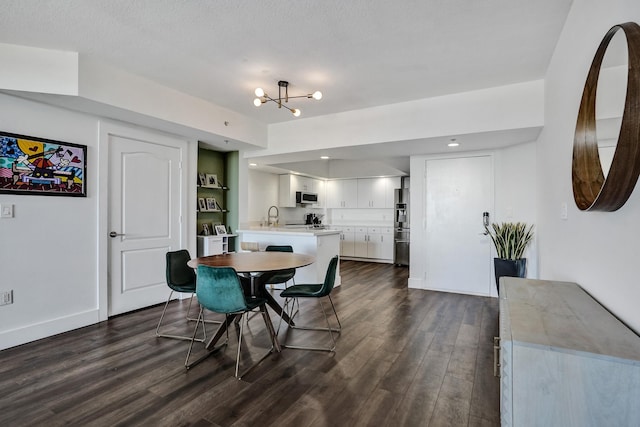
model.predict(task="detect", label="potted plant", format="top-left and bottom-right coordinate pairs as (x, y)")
top-left (484, 222), bottom-right (534, 294)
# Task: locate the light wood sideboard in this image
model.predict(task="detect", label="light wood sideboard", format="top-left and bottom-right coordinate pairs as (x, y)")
top-left (498, 278), bottom-right (640, 426)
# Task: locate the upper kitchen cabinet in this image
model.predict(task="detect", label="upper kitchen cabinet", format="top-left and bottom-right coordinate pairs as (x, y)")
top-left (279, 174), bottom-right (324, 208)
top-left (326, 179), bottom-right (358, 208)
top-left (357, 177), bottom-right (402, 209)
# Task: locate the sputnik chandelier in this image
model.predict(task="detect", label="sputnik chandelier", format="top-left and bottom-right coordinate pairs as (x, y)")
top-left (253, 80), bottom-right (322, 117)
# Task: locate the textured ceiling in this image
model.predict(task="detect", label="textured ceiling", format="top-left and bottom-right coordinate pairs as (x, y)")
top-left (0, 0), bottom-right (573, 125)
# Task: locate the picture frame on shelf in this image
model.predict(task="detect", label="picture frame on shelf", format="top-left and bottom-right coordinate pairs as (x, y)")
top-left (206, 197), bottom-right (217, 211)
top-left (201, 223), bottom-right (211, 236)
top-left (205, 174), bottom-right (218, 188)
top-left (198, 197), bottom-right (206, 211)
top-left (198, 172), bottom-right (206, 186)
top-left (215, 224), bottom-right (227, 235)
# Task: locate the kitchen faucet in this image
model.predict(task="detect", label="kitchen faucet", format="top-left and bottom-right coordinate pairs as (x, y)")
top-left (268, 205), bottom-right (279, 227)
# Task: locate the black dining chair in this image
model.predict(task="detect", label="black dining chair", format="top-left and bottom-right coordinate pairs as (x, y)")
top-left (185, 265), bottom-right (280, 379)
top-left (156, 250), bottom-right (204, 341)
top-left (156, 250), bottom-right (220, 342)
top-left (277, 255), bottom-right (341, 352)
top-left (263, 245), bottom-right (297, 290)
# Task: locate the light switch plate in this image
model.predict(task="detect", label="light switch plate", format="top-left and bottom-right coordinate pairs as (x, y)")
top-left (1, 204), bottom-right (14, 218)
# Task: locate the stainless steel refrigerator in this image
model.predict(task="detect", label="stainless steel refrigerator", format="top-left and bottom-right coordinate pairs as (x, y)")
top-left (394, 187), bottom-right (410, 266)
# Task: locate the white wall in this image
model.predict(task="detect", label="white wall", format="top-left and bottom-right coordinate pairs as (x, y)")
top-left (0, 94), bottom-right (100, 348)
top-left (537, 0), bottom-right (640, 333)
top-left (494, 141), bottom-right (538, 276)
top-left (247, 169), bottom-right (279, 225)
top-left (409, 143), bottom-right (538, 296)
top-left (0, 92), bottom-right (200, 350)
top-left (251, 80), bottom-right (544, 158)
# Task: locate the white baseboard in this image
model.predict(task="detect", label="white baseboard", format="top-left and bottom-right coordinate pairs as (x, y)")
top-left (0, 309), bottom-right (100, 351)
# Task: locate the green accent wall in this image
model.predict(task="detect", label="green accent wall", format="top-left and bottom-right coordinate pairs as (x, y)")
top-left (197, 146), bottom-right (239, 252)
top-left (225, 151), bottom-right (239, 252)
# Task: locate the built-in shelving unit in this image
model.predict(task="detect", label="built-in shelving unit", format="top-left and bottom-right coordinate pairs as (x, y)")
top-left (197, 146), bottom-right (238, 253)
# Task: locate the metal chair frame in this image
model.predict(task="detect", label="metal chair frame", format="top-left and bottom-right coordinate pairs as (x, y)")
top-left (276, 256), bottom-right (341, 352)
top-left (184, 266), bottom-right (280, 379)
top-left (156, 250), bottom-right (222, 342)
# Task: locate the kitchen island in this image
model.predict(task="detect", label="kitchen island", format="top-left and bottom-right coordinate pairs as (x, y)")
top-left (236, 227), bottom-right (341, 286)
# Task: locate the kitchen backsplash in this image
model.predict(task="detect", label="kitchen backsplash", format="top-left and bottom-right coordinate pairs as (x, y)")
top-left (326, 208), bottom-right (394, 226)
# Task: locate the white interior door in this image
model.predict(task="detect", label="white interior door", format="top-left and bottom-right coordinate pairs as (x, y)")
top-left (108, 131), bottom-right (185, 316)
top-left (425, 156), bottom-right (492, 295)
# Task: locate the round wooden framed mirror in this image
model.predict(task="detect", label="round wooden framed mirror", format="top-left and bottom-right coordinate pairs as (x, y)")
top-left (572, 22), bottom-right (640, 211)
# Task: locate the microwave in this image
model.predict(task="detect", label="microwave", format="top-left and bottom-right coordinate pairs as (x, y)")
top-left (296, 191), bottom-right (318, 204)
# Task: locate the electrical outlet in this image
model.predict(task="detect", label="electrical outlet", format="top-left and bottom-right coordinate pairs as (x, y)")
top-left (0, 290), bottom-right (13, 306)
top-left (1, 204), bottom-right (13, 218)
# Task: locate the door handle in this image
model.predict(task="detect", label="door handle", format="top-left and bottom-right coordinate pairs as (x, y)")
top-left (109, 231), bottom-right (125, 238)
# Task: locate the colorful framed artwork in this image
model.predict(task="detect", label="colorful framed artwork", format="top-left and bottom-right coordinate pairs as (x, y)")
top-left (0, 131), bottom-right (87, 197)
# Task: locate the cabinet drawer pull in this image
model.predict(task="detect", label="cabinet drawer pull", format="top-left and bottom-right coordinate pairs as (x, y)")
top-left (493, 336), bottom-right (501, 378)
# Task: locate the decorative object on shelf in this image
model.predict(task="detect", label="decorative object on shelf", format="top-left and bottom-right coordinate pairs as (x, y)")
top-left (484, 222), bottom-right (534, 293)
top-left (0, 131), bottom-right (87, 197)
top-left (205, 174), bottom-right (219, 188)
top-left (206, 198), bottom-right (217, 211)
top-left (253, 80), bottom-right (322, 117)
top-left (214, 224), bottom-right (227, 235)
top-left (198, 172), bottom-right (206, 186)
top-left (572, 22), bottom-right (640, 211)
top-left (201, 223), bottom-right (211, 236)
top-left (198, 198), bottom-right (206, 211)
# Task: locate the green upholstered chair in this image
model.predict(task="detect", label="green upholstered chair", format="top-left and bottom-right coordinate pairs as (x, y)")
top-left (185, 265), bottom-right (280, 379)
top-left (156, 249), bottom-right (207, 342)
top-left (277, 255), bottom-right (341, 352)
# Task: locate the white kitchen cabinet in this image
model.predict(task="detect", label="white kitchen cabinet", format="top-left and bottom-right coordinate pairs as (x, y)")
top-left (354, 177), bottom-right (401, 209)
top-left (366, 227), bottom-right (394, 259)
top-left (385, 176), bottom-right (402, 208)
top-left (346, 226), bottom-right (393, 260)
top-left (357, 178), bottom-right (387, 208)
top-left (297, 175), bottom-right (313, 192)
top-left (312, 178), bottom-right (325, 208)
top-left (337, 226), bottom-right (355, 257)
top-left (354, 227), bottom-right (369, 257)
top-left (279, 174), bottom-right (296, 207)
top-left (326, 179), bottom-right (358, 208)
top-left (279, 174), bottom-right (325, 208)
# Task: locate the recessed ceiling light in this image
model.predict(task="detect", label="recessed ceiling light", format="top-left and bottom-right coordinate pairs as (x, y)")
top-left (249, 163), bottom-right (257, 167)
top-left (321, 156), bottom-right (330, 160)
top-left (448, 138), bottom-right (459, 147)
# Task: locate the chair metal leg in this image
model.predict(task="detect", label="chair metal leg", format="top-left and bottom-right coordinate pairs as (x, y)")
top-left (186, 294), bottom-right (223, 325)
top-left (185, 312), bottom-right (230, 370)
top-left (185, 307), bottom-right (204, 367)
top-left (279, 295), bottom-right (341, 352)
top-left (235, 313), bottom-right (244, 379)
top-left (235, 305), bottom-right (279, 380)
top-left (157, 291), bottom-right (206, 342)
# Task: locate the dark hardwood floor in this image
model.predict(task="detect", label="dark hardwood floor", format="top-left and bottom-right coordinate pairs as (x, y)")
top-left (0, 260), bottom-right (500, 426)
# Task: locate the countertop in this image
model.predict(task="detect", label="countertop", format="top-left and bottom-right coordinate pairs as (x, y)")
top-left (237, 226), bottom-right (341, 237)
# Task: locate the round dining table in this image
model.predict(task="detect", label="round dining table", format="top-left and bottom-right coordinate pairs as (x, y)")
top-left (187, 251), bottom-right (315, 273)
top-left (187, 251), bottom-right (315, 361)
